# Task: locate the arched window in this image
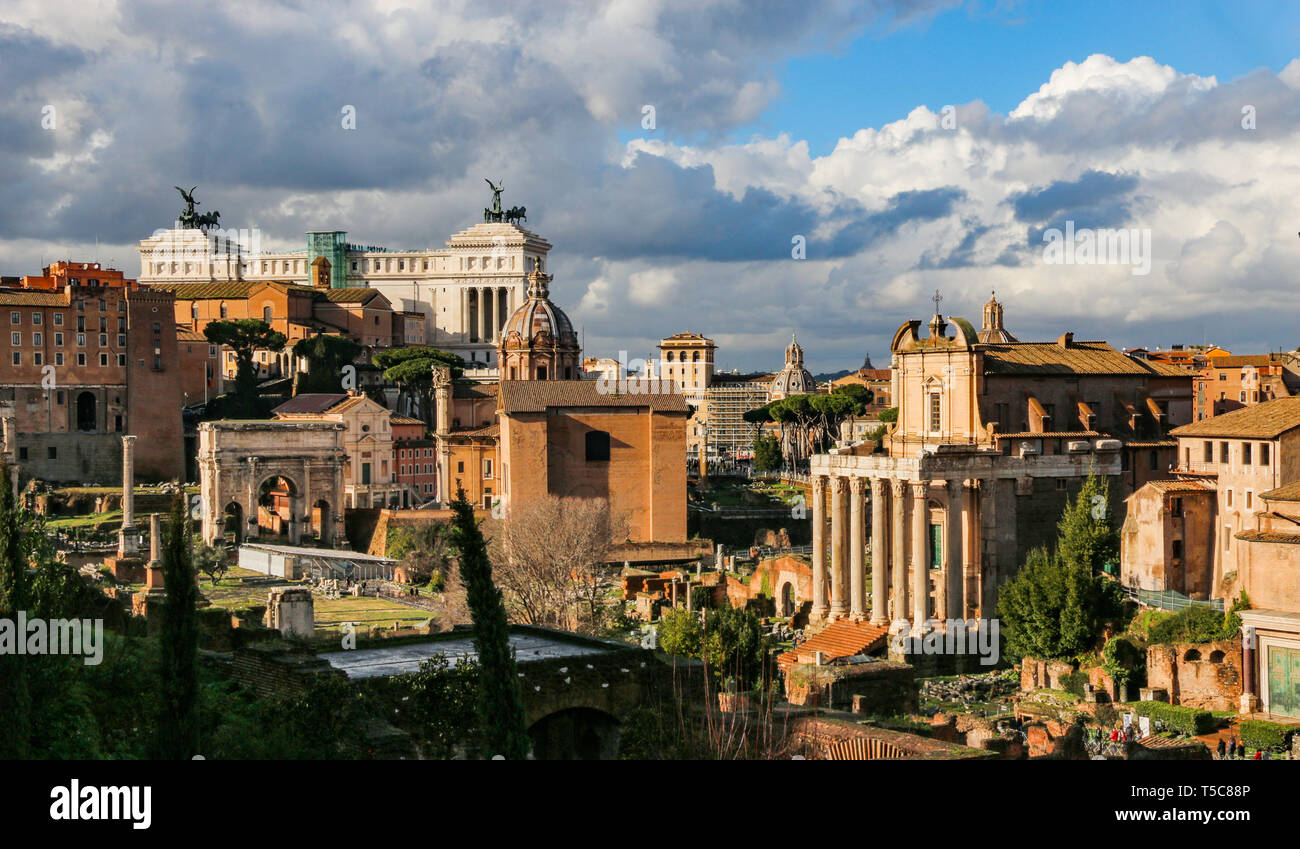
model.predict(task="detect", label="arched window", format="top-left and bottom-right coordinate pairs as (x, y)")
top-left (75, 392), bottom-right (96, 432)
top-left (1184, 649), bottom-right (1202, 662)
top-left (1209, 650), bottom-right (1225, 664)
top-left (262, 304), bottom-right (273, 323)
top-left (219, 302), bottom-right (228, 319)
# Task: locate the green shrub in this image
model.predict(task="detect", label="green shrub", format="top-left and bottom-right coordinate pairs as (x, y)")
top-left (1128, 701), bottom-right (1214, 736)
top-left (1148, 603), bottom-right (1239, 645)
top-left (1238, 719), bottom-right (1294, 751)
top-left (1060, 670), bottom-right (1088, 697)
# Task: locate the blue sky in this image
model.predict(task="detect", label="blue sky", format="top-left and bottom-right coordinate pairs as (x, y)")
top-left (4, 0), bottom-right (1300, 372)
top-left (735, 0), bottom-right (1300, 154)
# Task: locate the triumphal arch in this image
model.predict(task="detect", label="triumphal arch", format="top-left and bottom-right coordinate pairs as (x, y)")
top-left (197, 421), bottom-right (349, 547)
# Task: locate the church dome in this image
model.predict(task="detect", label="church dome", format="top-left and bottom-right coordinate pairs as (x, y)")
top-left (498, 258), bottom-right (582, 381)
top-left (769, 332), bottom-right (815, 399)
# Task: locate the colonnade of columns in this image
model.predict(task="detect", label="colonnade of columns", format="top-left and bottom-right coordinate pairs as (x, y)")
top-left (809, 474), bottom-right (986, 625)
top-left (462, 286), bottom-right (516, 343)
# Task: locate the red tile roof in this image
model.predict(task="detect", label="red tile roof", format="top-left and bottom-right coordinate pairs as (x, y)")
top-left (777, 620), bottom-right (891, 671)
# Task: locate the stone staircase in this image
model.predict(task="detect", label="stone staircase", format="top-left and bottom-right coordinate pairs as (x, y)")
top-left (777, 619), bottom-right (891, 671)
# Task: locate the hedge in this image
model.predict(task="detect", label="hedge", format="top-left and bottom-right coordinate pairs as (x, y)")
top-left (1127, 701), bottom-right (1215, 736)
top-left (1238, 720), bottom-right (1295, 751)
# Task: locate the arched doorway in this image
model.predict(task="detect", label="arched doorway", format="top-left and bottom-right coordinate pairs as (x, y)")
top-left (76, 392), bottom-right (97, 432)
top-left (780, 582), bottom-right (795, 618)
top-left (528, 708), bottom-right (622, 760)
top-left (222, 502), bottom-right (244, 544)
top-left (257, 475), bottom-right (298, 539)
top-left (312, 499), bottom-right (332, 546)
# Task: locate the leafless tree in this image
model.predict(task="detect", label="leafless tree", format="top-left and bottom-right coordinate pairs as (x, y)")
top-left (486, 495), bottom-right (628, 634)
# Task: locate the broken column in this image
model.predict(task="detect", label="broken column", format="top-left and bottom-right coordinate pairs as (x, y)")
top-left (266, 587), bottom-right (315, 641)
top-left (1, 403), bottom-right (16, 499)
top-left (117, 435), bottom-right (140, 556)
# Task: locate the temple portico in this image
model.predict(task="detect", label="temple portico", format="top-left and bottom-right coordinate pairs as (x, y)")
top-left (808, 439), bottom-right (1122, 626)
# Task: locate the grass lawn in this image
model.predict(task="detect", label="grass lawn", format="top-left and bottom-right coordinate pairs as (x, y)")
top-left (46, 510), bottom-right (123, 530)
top-left (314, 596), bottom-right (431, 631)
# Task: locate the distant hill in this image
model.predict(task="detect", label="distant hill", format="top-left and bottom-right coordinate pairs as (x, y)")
top-left (813, 369), bottom-right (854, 383)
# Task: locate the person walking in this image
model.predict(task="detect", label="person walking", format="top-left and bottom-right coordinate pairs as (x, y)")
top-left (1217, 738), bottom-right (1226, 759)
top-left (1228, 738), bottom-right (1237, 758)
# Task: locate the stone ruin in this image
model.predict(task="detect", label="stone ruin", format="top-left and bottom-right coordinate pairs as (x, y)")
top-left (266, 587), bottom-right (316, 641)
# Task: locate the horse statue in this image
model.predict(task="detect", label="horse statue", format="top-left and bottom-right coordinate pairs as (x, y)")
top-left (504, 205), bottom-right (527, 224)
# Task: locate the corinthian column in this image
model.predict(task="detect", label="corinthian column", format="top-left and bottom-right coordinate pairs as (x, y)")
top-left (890, 478), bottom-right (907, 620)
top-left (910, 480), bottom-right (928, 630)
top-left (870, 478), bottom-right (888, 624)
top-left (811, 476), bottom-right (828, 621)
top-left (829, 477), bottom-right (847, 619)
top-left (944, 479), bottom-right (963, 620)
top-left (849, 477), bottom-right (866, 620)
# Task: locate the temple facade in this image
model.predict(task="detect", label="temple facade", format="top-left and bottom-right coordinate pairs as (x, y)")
top-left (808, 296), bottom-right (1193, 627)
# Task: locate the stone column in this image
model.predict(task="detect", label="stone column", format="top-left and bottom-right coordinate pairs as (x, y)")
top-left (462, 287), bottom-right (471, 339)
top-left (117, 435), bottom-right (139, 556)
top-left (121, 435), bottom-right (136, 529)
top-left (849, 477), bottom-right (866, 620)
top-left (246, 458), bottom-right (259, 540)
top-left (478, 287), bottom-right (489, 345)
top-left (829, 476), bottom-right (847, 619)
top-left (910, 480), bottom-right (928, 630)
top-left (945, 479), bottom-right (963, 621)
top-left (870, 478), bottom-right (888, 624)
top-left (148, 512), bottom-right (161, 566)
top-left (973, 478), bottom-right (993, 618)
top-left (811, 476), bottom-right (827, 621)
top-left (961, 479), bottom-right (980, 620)
top-left (890, 479), bottom-right (907, 620)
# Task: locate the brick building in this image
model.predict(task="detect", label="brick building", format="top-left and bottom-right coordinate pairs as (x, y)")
top-left (392, 415), bottom-right (438, 506)
top-left (1194, 353), bottom-right (1299, 421)
top-left (0, 262), bottom-right (183, 482)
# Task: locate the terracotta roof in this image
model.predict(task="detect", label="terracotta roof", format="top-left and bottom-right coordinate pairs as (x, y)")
top-left (1235, 530), bottom-right (1300, 545)
top-left (176, 327), bottom-right (207, 342)
top-left (994, 431), bottom-right (1102, 439)
top-left (1208, 355), bottom-right (1280, 368)
top-left (449, 423), bottom-right (499, 438)
top-left (981, 341), bottom-right (1189, 377)
top-left (145, 281), bottom-right (307, 299)
top-left (390, 415), bottom-right (424, 426)
top-left (0, 291), bottom-right (69, 306)
top-left (1126, 440), bottom-right (1177, 447)
top-left (498, 380), bottom-right (690, 414)
top-left (1170, 397), bottom-right (1300, 439)
top-left (453, 383), bottom-right (497, 400)
top-left (271, 393), bottom-right (348, 415)
top-left (1146, 479), bottom-right (1214, 494)
top-left (777, 620), bottom-right (891, 671)
top-left (316, 288), bottom-right (381, 304)
top-left (1260, 481), bottom-right (1300, 502)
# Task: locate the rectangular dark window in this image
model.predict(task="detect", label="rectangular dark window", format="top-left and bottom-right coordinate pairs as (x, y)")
top-left (1243, 442), bottom-right (1252, 465)
top-left (1203, 441), bottom-right (1213, 462)
top-left (1261, 443), bottom-right (1271, 466)
top-left (585, 430), bottom-right (611, 462)
top-left (1219, 441), bottom-right (1229, 463)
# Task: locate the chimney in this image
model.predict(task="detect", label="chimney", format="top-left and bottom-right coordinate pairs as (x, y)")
top-left (1056, 332), bottom-right (1074, 348)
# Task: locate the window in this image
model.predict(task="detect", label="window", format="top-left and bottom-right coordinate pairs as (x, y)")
top-left (1243, 442), bottom-right (1252, 465)
top-left (1171, 497), bottom-right (1183, 517)
top-left (1203, 441), bottom-right (1213, 462)
top-left (77, 353), bottom-right (86, 366)
top-left (117, 354), bottom-right (126, 367)
top-left (1227, 489), bottom-right (1233, 507)
top-left (1262, 443), bottom-right (1271, 466)
top-left (9, 312), bottom-right (18, 325)
top-left (10, 353), bottom-right (18, 365)
top-left (219, 302), bottom-right (228, 319)
top-left (585, 430), bottom-right (611, 462)
top-left (47, 446), bottom-right (57, 460)
top-left (1219, 441), bottom-right (1229, 463)
top-left (32, 332), bottom-right (41, 346)
top-left (33, 353), bottom-right (42, 366)
top-left (55, 353), bottom-right (63, 366)
top-left (457, 461), bottom-right (464, 473)
top-left (262, 305), bottom-right (272, 323)
top-left (99, 353), bottom-right (108, 367)
top-left (99, 334), bottom-right (107, 346)
top-left (31, 313), bottom-right (41, 326)
top-left (1223, 527), bottom-right (1231, 551)
top-left (483, 459), bottom-right (494, 479)
top-left (52, 313), bottom-right (63, 326)
top-left (928, 392), bottom-right (941, 433)
top-left (1172, 539), bottom-right (1183, 560)
top-left (1149, 450), bottom-right (1158, 470)
top-left (10, 332), bottom-right (19, 346)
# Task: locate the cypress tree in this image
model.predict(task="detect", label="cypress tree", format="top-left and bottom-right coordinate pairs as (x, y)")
top-left (154, 494), bottom-right (200, 759)
top-left (0, 466), bottom-right (32, 758)
top-left (448, 487), bottom-right (529, 759)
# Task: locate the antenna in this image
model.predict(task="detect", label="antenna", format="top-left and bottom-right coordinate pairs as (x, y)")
top-left (932, 289), bottom-right (943, 314)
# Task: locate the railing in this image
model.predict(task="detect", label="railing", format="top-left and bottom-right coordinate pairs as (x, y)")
top-left (1122, 586), bottom-right (1225, 613)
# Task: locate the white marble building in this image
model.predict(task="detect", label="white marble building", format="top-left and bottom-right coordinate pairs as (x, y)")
top-left (137, 219), bottom-right (552, 370)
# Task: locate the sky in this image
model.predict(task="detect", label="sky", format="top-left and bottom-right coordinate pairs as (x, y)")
top-left (2, 0), bottom-right (1299, 374)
